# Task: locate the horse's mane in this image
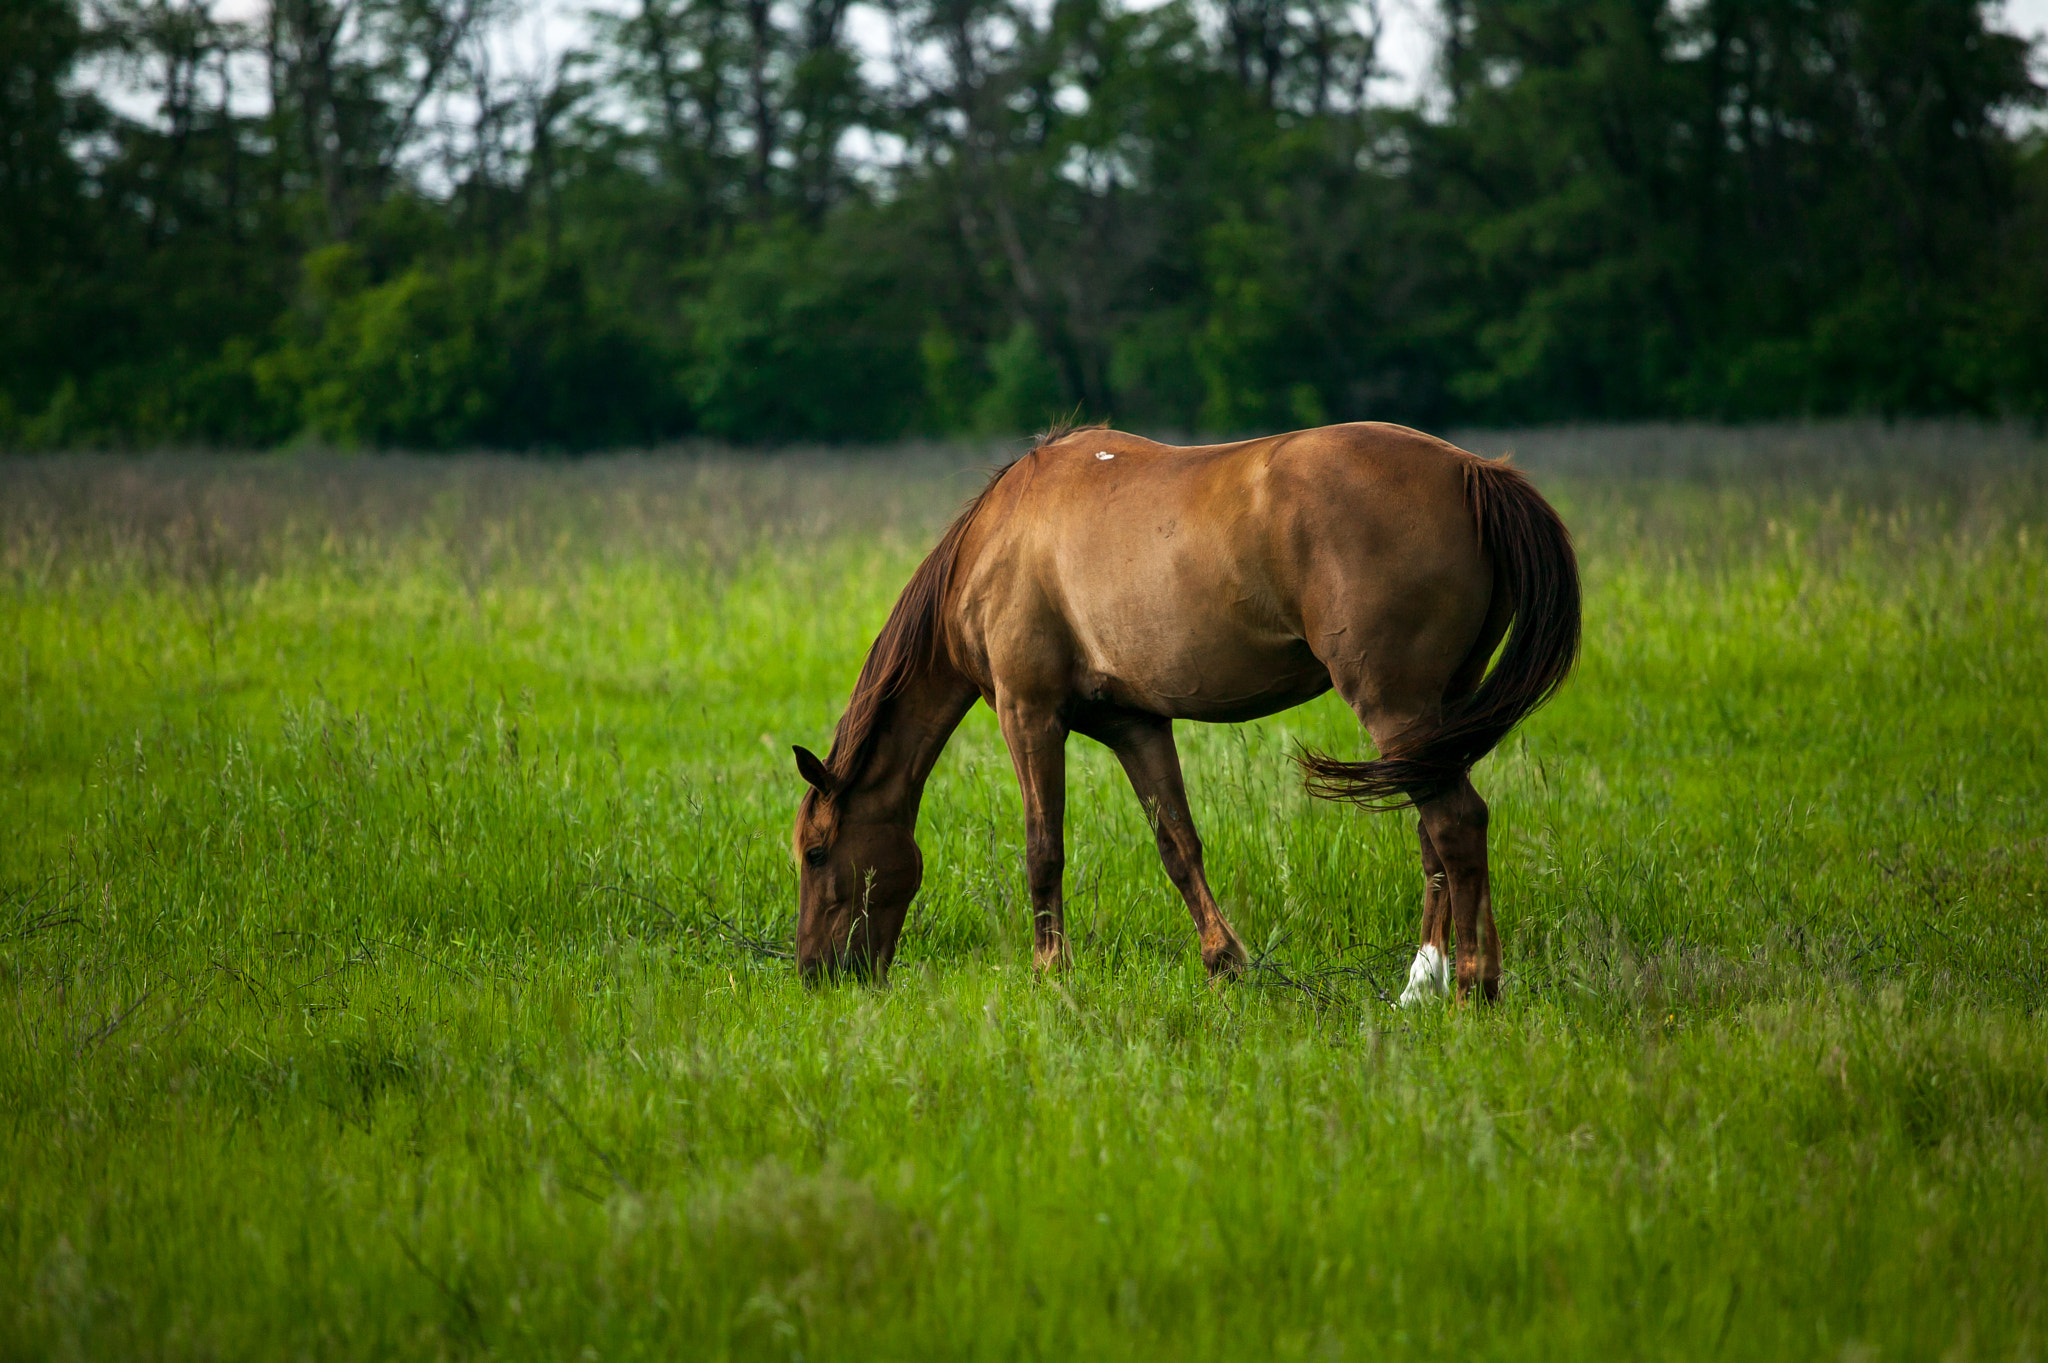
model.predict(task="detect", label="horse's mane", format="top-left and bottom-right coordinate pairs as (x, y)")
top-left (803, 422), bottom-right (1099, 810)
top-left (806, 425), bottom-right (1114, 802)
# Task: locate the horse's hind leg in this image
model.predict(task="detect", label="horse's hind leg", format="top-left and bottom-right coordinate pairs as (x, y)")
top-left (1416, 776), bottom-right (1499, 1003)
top-left (1399, 823), bottom-right (1454, 1005)
top-left (1324, 694), bottom-right (1500, 1004)
top-left (1094, 714), bottom-right (1248, 977)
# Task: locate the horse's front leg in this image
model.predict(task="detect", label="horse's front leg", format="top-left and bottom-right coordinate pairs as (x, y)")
top-left (996, 698), bottom-right (1070, 971)
top-left (1092, 713), bottom-right (1248, 978)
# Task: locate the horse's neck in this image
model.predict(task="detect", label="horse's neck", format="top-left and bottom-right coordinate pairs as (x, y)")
top-left (845, 662), bottom-right (980, 826)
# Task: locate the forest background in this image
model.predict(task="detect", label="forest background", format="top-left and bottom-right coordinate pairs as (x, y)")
top-left (5, 0), bottom-right (2047, 451)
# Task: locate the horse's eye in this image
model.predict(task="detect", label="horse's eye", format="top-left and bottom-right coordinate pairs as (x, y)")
top-left (804, 846), bottom-right (827, 868)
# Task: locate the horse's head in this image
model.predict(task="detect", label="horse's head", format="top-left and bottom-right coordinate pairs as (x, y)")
top-left (791, 745), bottom-right (921, 984)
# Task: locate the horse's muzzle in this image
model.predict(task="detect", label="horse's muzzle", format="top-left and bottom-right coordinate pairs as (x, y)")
top-left (797, 951), bottom-right (885, 987)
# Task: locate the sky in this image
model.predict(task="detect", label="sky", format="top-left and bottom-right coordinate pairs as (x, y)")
top-left (103, 0), bottom-right (2048, 138)
top-left (508, 0), bottom-right (2048, 108)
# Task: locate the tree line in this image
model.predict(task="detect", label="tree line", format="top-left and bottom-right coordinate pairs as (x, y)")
top-left (3, 0), bottom-right (2043, 450)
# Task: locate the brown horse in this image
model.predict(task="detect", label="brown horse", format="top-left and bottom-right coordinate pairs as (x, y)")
top-left (790, 421), bottom-right (1579, 1003)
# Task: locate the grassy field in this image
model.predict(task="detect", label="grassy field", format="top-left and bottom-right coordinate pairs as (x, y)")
top-left (4, 423), bottom-right (2047, 1361)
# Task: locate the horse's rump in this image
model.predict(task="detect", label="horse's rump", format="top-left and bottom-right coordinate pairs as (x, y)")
top-left (1298, 453), bottom-right (1581, 806)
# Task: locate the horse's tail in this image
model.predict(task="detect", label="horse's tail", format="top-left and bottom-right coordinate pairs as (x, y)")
top-left (1299, 456), bottom-right (1581, 809)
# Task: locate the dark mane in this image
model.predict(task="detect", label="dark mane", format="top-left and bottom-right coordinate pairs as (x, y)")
top-left (1033, 414), bottom-right (1102, 447)
top-left (803, 454), bottom-right (1030, 808)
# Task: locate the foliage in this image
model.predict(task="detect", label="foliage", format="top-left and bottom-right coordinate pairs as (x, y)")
top-left (3, 432), bottom-right (2047, 1354)
top-left (684, 218), bottom-right (929, 442)
top-left (267, 240), bottom-right (681, 450)
top-left (1429, 0), bottom-right (2044, 419)
top-left (0, 0), bottom-right (2041, 448)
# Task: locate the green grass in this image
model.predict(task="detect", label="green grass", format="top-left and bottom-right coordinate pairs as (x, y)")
top-left (4, 428), bottom-right (2047, 1361)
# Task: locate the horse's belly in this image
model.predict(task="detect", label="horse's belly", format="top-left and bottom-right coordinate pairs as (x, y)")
top-left (1076, 611), bottom-right (1332, 723)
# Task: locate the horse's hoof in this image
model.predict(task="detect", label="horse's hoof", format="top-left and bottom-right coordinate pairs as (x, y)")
top-left (1203, 945), bottom-right (1248, 979)
top-left (1452, 978), bottom-right (1502, 1006)
top-left (1397, 943), bottom-right (1451, 1007)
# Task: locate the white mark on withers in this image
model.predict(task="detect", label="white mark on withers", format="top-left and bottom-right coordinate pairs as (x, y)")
top-left (1398, 943), bottom-right (1451, 1007)
top-left (1095, 450), bottom-right (1114, 460)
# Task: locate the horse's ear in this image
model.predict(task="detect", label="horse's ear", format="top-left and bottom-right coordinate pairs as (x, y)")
top-left (793, 745), bottom-right (838, 795)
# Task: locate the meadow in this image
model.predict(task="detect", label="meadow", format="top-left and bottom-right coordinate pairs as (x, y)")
top-left (3, 423), bottom-right (2047, 1361)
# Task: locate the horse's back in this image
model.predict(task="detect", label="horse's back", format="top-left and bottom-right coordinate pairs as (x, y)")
top-left (950, 423), bottom-right (1495, 721)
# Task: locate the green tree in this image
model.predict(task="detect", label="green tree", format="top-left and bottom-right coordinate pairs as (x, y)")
top-left (1423, 0), bottom-right (2041, 419)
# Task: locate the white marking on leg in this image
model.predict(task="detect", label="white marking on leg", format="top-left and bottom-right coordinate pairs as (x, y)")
top-left (1398, 943), bottom-right (1450, 1007)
